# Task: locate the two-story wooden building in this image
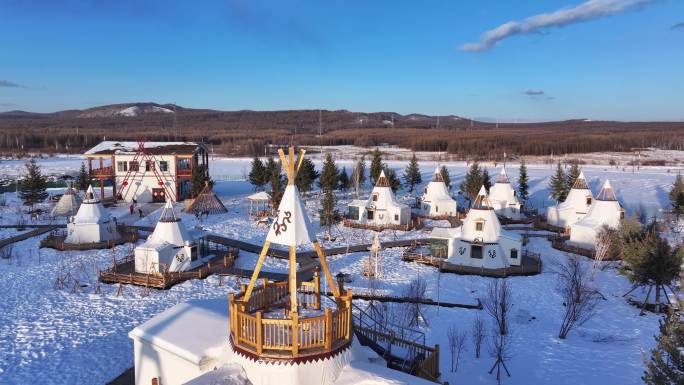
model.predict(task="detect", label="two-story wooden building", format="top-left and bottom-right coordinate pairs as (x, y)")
top-left (84, 141), bottom-right (209, 203)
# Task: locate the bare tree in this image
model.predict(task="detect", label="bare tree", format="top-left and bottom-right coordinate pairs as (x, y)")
top-left (403, 276), bottom-right (429, 328)
top-left (592, 225), bottom-right (615, 278)
top-left (488, 326), bottom-right (513, 384)
top-left (472, 315), bottom-right (486, 358)
top-left (484, 279), bottom-right (513, 335)
top-left (0, 244), bottom-right (14, 260)
top-left (556, 256), bottom-right (602, 339)
top-left (447, 325), bottom-right (468, 372)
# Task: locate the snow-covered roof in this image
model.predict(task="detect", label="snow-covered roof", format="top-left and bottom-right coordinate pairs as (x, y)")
top-left (183, 364), bottom-right (250, 385)
top-left (349, 199), bottom-right (367, 207)
top-left (572, 171), bottom-right (590, 190)
top-left (71, 185), bottom-right (111, 224)
top-left (84, 141), bottom-right (201, 156)
top-left (129, 298), bottom-right (228, 366)
top-left (596, 179), bottom-right (617, 201)
top-left (141, 201), bottom-right (193, 248)
top-left (495, 167), bottom-right (510, 184)
top-left (51, 185), bottom-right (82, 217)
top-left (247, 191), bottom-right (270, 201)
top-left (430, 226), bottom-right (461, 239)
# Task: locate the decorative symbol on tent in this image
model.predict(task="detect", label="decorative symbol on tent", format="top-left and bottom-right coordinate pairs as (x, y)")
top-left (458, 247), bottom-right (466, 255)
top-left (488, 250), bottom-right (496, 259)
top-left (176, 253), bottom-right (186, 263)
top-left (273, 210), bottom-right (292, 235)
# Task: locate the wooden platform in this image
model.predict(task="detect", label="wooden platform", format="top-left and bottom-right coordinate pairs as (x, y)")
top-left (549, 236), bottom-right (595, 258)
top-left (99, 249), bottom-right (239, 289)
top-left (40, 228), bottom-right (138, 251)
top-left (402, 246), bottom-right (542, 277)
top-left (343, 219), bottom-right (413, 232)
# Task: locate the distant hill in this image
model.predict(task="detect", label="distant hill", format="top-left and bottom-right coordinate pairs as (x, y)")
top-left (1, 102), bottom-right (683, 158)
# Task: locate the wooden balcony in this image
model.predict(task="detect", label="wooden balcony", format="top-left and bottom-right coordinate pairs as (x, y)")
top-left (229, 278), bottom-right (353, 360)
top-left (176, 168), bottom-right (192, 177)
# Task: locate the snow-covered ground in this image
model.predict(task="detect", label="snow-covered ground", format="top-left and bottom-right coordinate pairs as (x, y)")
top-left (0, 151), bottom-right (681, 385)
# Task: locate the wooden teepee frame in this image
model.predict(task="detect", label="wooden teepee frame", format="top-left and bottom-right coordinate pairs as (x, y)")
top-left (242, 147), bottom-right (341, 312)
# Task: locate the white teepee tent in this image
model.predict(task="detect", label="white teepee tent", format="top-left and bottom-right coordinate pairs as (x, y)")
top-left (135, 200), bottom-right (197, 273)
top-left (420, 167), bottom-right (457, 217)
top-left (547, 171), bottom-right (593, 228)
top-left (488, 167), bottom-right (522, 219)
top-left (347, 170), bottom-right (410, 227)
top-left (65, 185), bottom-right (119, 244)
top-left (51, 184), bottom-right (82, 218)
top-left (436, 185), bottom-right (522, 269)
top-left (569, 179), bottom-right (624, 249)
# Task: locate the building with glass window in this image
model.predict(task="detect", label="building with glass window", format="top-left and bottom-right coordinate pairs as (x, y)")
top-left (433, 185), bottom-right (522, 269)
top-left (84, 141), bottom-right (209, 203)
top-left (568, 179), bottom-right (624, 250)
top-left (546, 171), bottom-right (594, 229)
top-left (346, 170), bottom-right (410, 228)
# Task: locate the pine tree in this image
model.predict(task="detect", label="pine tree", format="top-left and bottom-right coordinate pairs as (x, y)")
top-left (440, 165), bottom-right (451, 190)
top-left (518, 158), bottom-right (529, 204)
top-left (267, 161), bottom-right (285, 211)
top-left (669, 173), bottom-right (684, 220)
top-left (264, 157), bottom-right (278, 183)
top-left (549, 161), bottom-right (569, 202)
top-left (460, 161), bottom-right (483, 199)
top-left (482, 168), bottom-right (492, 193)
top-left (191, 165), bottom-right (213, 197)
top-left (403, 153), bottom-right (422, 193)
top-left (338, 167), bottom-right (350, 191)
top-left (370, 148), bottom-right (383, 185)
top-left (643, 308), bottom-right (684, 385)
top-left (319, 153), bottom-right (339, 192)
top-left (19, 159), bottom-right (48, 209)
top-left (248, 156), bottom-right (267, 191)
top-left (622, 224), bottom-right (683, 313)
top-left (319, 189), bottom-right (340, 235)
top-left (384, 166), bottom-right (401, 193)
top-left (566, 161), bottom-right (581, 189)
top-left (75, 162), bottom-right (90, 191)
top-left (296, 157), bottom-right (319, 195)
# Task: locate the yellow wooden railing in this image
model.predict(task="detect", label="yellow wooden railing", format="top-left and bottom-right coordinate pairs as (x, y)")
top-left (229, 277), bottom-right (352, 358)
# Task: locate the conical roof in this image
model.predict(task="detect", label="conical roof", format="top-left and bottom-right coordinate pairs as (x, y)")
top-left (159, 199), bottom-right (179, 222)
top-left (147, 200), bottom-right (192, 246)
top-left (495, 167), bottom-right (510, 184)
top-left (572, 171), bottom-right (590, 190)
top-left (432, 167), bottom-right (444, 182)
top-left (595, 179), bottom-right (617, 201)
top-left (184, 183), bottom-right (228, 215)
top-left (51, 185), bottom-right (82, 217)
top-left (472, 185), bottom-right (492, 209)
top-left (83, 185), bottom-right (98, 203)
top-left (376, 170), bottom-right (390, 187)
top-left (71, 185), bottom-right (111, 224)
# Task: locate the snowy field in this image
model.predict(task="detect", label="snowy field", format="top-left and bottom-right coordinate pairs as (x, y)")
top-left (0, 151), bottom-right (682, 385)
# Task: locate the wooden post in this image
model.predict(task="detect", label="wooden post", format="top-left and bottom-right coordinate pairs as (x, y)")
top-left (324, 308), bottom-right (333, 351)
top-left (228, 292), bottom-right (235, 337)
top-left (256, 311), bottom-right (263, 355)
top-left (262, 278), bottom-right (269, 310)
top-left (313, 268), bottom-right (321, 310)
top-left (434, 344), bottom-right (440, 377)
top-left (243, 241), bottom-right (271, 303)
top-left (291, 311), bottom-right (299, 357)
top-left (345, 289), bottom-right (353, 340)
top-left (289, 246), bottom-right (297, 313)
top-left (314, 241), bottom-right (340, 298)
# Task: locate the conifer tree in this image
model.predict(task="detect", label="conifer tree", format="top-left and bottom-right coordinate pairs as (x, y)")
top-left (403, 153), bottom-right (422, 193)
top-left (267, 160), bottom-right (285, 211)
top-left (669, 173), bottom-right (684, 220)
top-left (440, 165), bottom-right (451, 190)
top-left (622, 224), bottom-right (683, 313)
top-left (319, 153), bottom-right (339, 192)
top-left (338, 167), bottom-right (350, 191)
top-left (460, 161), bottom-right (483, 199)
top-left (319, 189), bottom-right (340, 235)
top-left (566, 161), bottom-right (582, 189)
top-left (383, 167), bottom-right (401, 193)
top-left (75, 162), bottom-right (90, 191)
top-left (370, 148), bottom-right (383, 185)
top-left (19, 159), bottom-right (48, 209)
top-left (482, 168), bottom-right (492, 193)
top-left (191, 165), bottom-right (213, 197)
top-left (248, 156), bottom-right (267, 191)
top-left (518, 158), bottom-right (529, 204)
top-left (643, 308), bottom-right (684, 385)
top-left (264, 157), bottom-right (278, 183)
top-left (296, 157), bottom-right (318, 195)
top-left (549, 161), bottom-right (569, 202)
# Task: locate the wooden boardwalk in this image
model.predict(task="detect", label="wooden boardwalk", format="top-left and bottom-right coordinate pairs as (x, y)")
top-left (0, 225), bottom-right (61, 248)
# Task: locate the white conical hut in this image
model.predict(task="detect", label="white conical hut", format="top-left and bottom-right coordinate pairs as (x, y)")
top-left (488, 167), bottom-right (522, 219)
top-left (420, 167), bottom-right (457, 217)
top-left (135, 200), bottom-right (198, 273)
top-left (433, 186), bottom-right (522, 269)
top-left (547, 171), bottom-right (593, 228)
top-left (65, 185), bottom-right (119, 244)
top-left (347, 170), bottom-right (410, 227)
top-left (51, 184), bottom-right (82, 218)
top-left (569, 179), bottom-right (624, 249)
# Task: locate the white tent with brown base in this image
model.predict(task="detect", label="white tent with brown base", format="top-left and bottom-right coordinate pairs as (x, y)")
top-left (420, 167), bottom-right (457, 218)
top-left (488, 167), bottom-right (523, 220)
top-left (65, 185), bottom-right (120, 244)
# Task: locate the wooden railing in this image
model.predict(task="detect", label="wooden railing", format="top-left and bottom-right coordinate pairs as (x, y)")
top-left (229, 279), bottom-right (352, 358)
top-left (90, 166), bottom-right (114, 177)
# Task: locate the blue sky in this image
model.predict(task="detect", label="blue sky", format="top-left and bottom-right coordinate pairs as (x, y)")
top-left (0, 0), bottom-right (682, 121)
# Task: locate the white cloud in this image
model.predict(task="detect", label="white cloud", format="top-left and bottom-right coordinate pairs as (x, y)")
top-left (462, 0), bottom-right (655, 52)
